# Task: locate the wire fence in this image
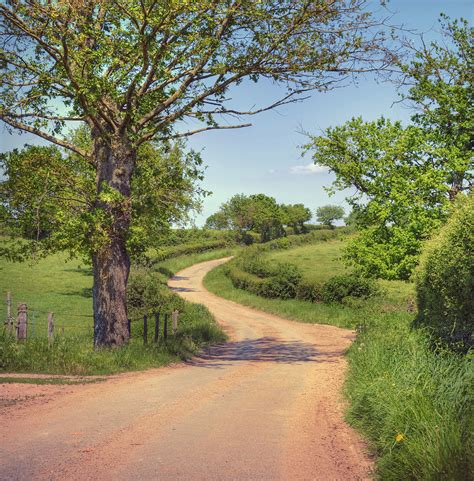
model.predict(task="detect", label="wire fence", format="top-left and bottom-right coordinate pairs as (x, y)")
top-left (2, 290), bottom-right (179, 344)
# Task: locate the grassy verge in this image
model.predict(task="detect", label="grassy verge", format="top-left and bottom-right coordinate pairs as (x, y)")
top-left (0, 247), bottom-right (237, 375)
top-left (0, 376), bottom-right (105, 385)
top-left (346, 317), bottom-right (473, 480)
top-left (204, 240), bottom-right (473, 480)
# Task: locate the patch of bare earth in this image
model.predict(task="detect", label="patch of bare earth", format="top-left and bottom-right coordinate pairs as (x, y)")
top-left (0, 258), bottom-right (373, 480)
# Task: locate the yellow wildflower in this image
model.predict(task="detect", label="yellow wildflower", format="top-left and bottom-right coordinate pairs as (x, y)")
top-left (395, 433), bottom-right (405, 443)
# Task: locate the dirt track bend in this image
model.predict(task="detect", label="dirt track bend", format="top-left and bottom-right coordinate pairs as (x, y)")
top-left (0, 258), bottom-right (372, 481)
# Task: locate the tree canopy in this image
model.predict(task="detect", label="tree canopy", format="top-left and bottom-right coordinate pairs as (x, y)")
top-left (205, 194), bottom-right (314, 243)
top-left (0, 137), bottom-right (205, 260)
top-left (303, 15), bottom-right (473, 279)
top-left (0, 0), bottom-right (390, 151)
top-left (316, 205), bottom-right (344, 227)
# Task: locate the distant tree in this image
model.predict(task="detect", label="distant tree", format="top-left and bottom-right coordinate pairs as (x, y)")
top-left (316, 205), bottom-right (345, 228)
top-left (220, 194), bottom-right (255, 241)
top-left (250, 194), bottom-right (284, 242)
top-left (207, 193), bottom-right (285, 243)
top-left (205, 211), bottom-right (229, 231)
top-left (281, 204), bottom-right (312, 233)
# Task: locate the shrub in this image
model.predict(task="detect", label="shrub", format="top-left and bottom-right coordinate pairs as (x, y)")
top-left (321, 274), bottom-right (378, 303)
top-left (148, 238), bottom-right (234, 265)
top-left (415, 194), bottom-right (474, 352)
top-left (295, 280), bottom-right (324, 302)
top-left (127, 268), bottom-right (187, 320)
top-left (240, 254), bottom-right (276, 278)
top-left (225, 263), bottom-right (265, 295)
top-left (224, 227), bottom-right (352, 302)
top-left (259, 263), bottom-right (302, 299)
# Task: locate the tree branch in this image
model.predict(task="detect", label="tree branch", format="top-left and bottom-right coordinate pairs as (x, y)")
top-left (1, 115), bottom-right (92, 162)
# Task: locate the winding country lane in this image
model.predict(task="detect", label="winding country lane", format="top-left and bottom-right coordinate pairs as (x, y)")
top-left (0, 258), bottom-right (372, 481)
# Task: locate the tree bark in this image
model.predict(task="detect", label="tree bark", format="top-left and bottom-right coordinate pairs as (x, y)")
top-left (92, 132), bottom-right (135, 348)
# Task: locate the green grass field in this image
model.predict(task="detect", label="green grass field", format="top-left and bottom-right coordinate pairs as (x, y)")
top-left (0, 246), bottom-right (237, 375)
top-left (267, 238), bottom-right (350, 282)
top-left (205, 238), bottom-right (414, 329)
top-left (0, 253), bottom-right (94, 336)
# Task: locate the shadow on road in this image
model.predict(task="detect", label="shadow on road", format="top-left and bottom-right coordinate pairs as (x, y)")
top-left (188, 337), bottom-right (341, 368)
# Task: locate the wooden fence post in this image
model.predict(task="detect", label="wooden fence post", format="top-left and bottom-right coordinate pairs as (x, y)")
top-left (6, 291), bottom-right (14, 335)
top-left (163, 313), bottom-right (168, 340)
top-left (154, 312), bottom-right (160, 343)
top-left (16, 303), bottom-right (28, 340)
top-left (48, 312), bottom-right (54, 345)
top-left (143, 314), bottom-right (148, 344)
top-left (172, 310), bottom-right (178, 335)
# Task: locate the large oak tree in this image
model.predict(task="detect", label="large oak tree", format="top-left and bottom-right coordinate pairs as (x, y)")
top-left (0, 0), bottom-right (390, 346)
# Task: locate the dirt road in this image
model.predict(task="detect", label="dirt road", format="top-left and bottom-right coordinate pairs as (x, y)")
top-left (0, 258), bottom-right (372, 481)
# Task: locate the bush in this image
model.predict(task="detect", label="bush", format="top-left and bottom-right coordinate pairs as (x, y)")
top-left (415, 194), bottom-right (474, 352)
top-left (321, 274), bottom-right (378, 303)
top-left (148, 238), bottom-right (234, 265)
top-left (259, 263), bottom-right (302, 299)
top-left (295, 280), bottom-right (324, 302)
top-left (127, 268), bottom-right (185, 319)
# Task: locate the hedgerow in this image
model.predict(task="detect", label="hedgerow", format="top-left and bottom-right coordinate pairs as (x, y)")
top-left (415, 194), bottom-right (474, 352)
top-left (225, 228), bottom-right (377, 303)
top-left (148, 238), bottom-right (234, 265)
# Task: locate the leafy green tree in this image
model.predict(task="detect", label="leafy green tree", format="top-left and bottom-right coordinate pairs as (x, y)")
top-left (307, 117), bottom-right (458, 279)
top-left (316, 205), bottom-right (344, 228)
top-left (204, 211), bottom-right (229, 231)
top-left (399, 15), bottom-right (473, 200)
top-left (304, 16), bottom-right (473, 279)
top-left (209, 193), bottom-right (285, 243)
top-left (250, 194), bottom-right (284, 242)
top-left (219, 194), bottom-right (256, 241)
top-left (0, 139), bottom-right (205, 260)
top-left (0, 1), bottom-right (388, 346)
top-left (281, 203), bottom-right (312, 233)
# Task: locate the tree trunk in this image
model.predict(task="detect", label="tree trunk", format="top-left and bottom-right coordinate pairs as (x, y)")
top-left (92, 133), bottom-right (135, 348)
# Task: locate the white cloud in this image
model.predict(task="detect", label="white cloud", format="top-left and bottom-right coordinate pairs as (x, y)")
top-left (289, 163), bottom-right (329, 175)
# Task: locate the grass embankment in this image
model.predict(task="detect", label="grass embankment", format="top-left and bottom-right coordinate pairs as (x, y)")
top-left (204, 238), bottom-right (473, 480)
top-left (0, 246), bottom-right (237, 375)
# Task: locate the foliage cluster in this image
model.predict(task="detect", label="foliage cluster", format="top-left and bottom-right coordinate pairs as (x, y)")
top-left (0, 140), bottom-right (206, 261)
top-left (205, 193), bottom-right (312, 243)
top-left (321, 274), bottom-right (378, 303)
top-left (303, 16), bottom-right (473, 279)
top-left (415, 194), bottom-right (474, 352)
top-left (315, 204), bottom-right (345, 227)
top-left (147, 237), bottom-right (235, 266)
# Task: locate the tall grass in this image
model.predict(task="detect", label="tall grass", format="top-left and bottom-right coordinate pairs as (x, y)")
top-left (346, 317), bottom-right (473, 480)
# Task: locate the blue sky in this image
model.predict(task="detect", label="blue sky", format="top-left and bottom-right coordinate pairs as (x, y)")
top-left (1, 0), bottom-right (472, 226)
